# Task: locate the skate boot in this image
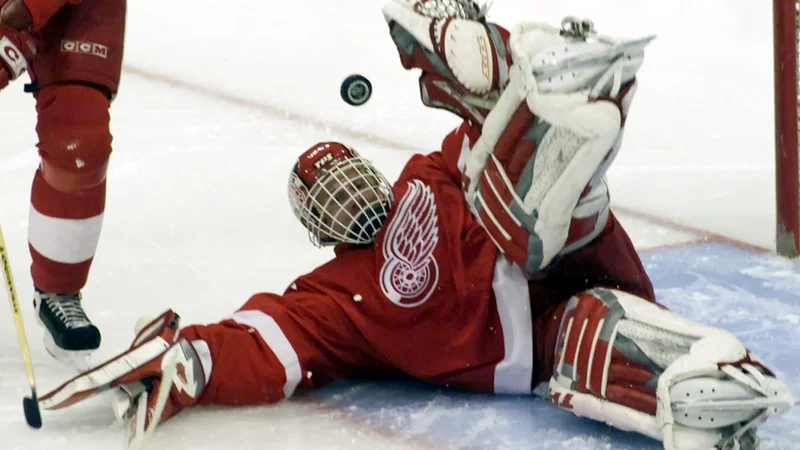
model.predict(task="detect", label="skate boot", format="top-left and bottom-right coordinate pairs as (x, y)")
top-left (34, 287), bottom-right (101, 370)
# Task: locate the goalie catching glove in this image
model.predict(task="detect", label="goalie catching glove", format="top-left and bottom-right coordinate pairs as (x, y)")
top-left (540, 289), bottom-right (796, 450)
top-left (382, 0), bottom-right (513, 125)
top-left (462, 19), bottom-right (654, 277)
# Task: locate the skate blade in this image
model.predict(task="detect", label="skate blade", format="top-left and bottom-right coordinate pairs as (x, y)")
top-left (43, 332), bottom-right (95, 372)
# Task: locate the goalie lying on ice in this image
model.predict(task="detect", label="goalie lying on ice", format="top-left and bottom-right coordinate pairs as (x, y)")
top-left (38, 2), bottom-right (795, 449)
top-left (38, 144), bottom-right (797, 450)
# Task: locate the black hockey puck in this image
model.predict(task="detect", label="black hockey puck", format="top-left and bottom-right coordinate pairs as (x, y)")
top-left (340, 74), bottom-right (372, 106)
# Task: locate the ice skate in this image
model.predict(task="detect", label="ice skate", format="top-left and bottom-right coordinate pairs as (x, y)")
top-left (34, 287), bottom-right (101, 371)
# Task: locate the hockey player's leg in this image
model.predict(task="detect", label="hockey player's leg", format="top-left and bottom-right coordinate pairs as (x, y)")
top-left (40, 291), bottom-right (367, 447)
top-left (38, 311), bottom-right (218, 448)
top-left (39, 311), bottom-right (190, 410)
top-left (177, 308), bottom-right (305, 407)
top-left (27, 0), bottom-right (125, 369)
top-left (193, 290), bottom-right (376, 406)
top-left (29, 83), bottom-right (111, 368)
top-left (39, 302), bottom-right (305, 406)
top-left (537, 289), bottom-right (796, 449)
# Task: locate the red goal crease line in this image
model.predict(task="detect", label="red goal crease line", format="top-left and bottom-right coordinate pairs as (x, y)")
top-left (122, 65), bottom-right (773, 256)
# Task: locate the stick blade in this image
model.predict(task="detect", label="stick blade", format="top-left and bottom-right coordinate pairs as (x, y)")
top-left (23, 391), bottom-right (42, 429)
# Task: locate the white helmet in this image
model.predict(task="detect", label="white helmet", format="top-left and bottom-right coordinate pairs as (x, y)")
top-left (288, 142), bottom-right (394, 247)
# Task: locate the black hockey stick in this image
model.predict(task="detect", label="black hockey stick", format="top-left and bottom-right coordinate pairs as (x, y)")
top-left (0, 224), bottom-right (42, 429)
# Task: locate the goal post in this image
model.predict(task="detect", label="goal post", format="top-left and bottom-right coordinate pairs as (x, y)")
top-left (774, 0), bottom-right (800, 257)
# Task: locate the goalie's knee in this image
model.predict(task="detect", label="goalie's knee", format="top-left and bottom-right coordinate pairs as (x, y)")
top-left (545, 288), bottom-right (796, 449)
top-left (35, 84), bottom-right (112, 193)
top-left (550, 289), bottom-right (662, 414)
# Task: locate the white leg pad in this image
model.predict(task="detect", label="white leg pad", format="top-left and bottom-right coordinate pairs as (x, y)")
top-left (547, 289), bottom-right (796, 450)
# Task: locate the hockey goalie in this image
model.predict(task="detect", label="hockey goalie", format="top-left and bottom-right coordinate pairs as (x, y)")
top-left (37, 1), bottom-right (794, 449)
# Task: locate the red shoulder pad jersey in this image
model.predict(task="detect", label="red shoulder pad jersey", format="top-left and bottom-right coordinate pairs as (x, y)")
top-left (180, 122), bottom-right (655, 407)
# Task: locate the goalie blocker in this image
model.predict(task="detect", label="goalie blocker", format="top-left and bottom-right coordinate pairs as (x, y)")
top-left (541, 288), bottom-right (795, 450)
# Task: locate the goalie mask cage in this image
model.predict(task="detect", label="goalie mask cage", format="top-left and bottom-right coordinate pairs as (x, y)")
top-left (774, 0), bottom-right (800, 257)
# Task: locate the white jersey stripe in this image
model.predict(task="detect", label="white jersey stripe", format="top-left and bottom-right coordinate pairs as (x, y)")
top-left (190, 340), bottom-right (213, 385)
top-left (492, 255), bottom-right (534, 394)
top-left (231, 310), bottom-right (302, 399)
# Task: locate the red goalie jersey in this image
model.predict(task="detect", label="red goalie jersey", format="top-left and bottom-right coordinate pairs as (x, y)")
top-left (177, 122), bottom-right (655, 407)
